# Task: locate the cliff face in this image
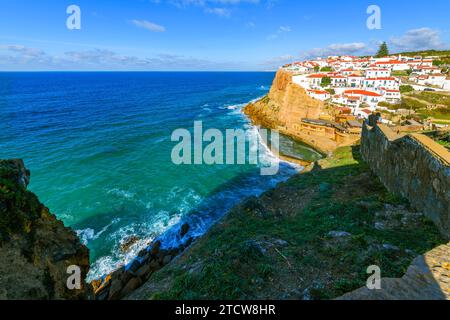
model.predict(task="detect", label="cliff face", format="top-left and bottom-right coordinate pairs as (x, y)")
top-left (0, 159), bottom-right (90, 300)
top-left (244, 70), bottom-right (324, 130)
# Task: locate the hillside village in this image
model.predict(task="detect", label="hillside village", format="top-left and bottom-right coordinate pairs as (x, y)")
top-left (281, 50), bottom-right (450, 139)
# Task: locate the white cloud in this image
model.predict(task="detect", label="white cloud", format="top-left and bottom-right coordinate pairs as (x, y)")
top-left (278, 26), bottom-right (291, 33)
top-left (389, 27), bottom-right (449, 51)
top-left (267, 25), bottom-right (292, 40)
top-left (0, 45), bottom-right (46, 57)
top-left (301, 42), bottom-right (368, 58)
top-left (168, 0), bottom-right (263, 17)
top-left (263, 54), bottom-right (295, 67)
top-left (131, 20), bottom-right (166, 32)
top-left (0, 44), bottom-right (244, 71)
top-left (204, 7), bottom-right (232, 17)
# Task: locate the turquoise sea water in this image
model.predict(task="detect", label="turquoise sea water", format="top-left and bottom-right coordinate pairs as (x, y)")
top-left (1, 72), bottom-right (321, 279)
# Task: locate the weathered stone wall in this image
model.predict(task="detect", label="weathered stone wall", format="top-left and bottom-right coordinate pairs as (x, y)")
top-left (361, 124), bottom-right (450, 239)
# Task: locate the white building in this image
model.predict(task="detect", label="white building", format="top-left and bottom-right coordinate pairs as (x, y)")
top-left (381, 88), bottom-right (401, 104)
top-left (343, 89), bottom-right (384, 108)
top-left (365, 68), bottom-right (391, 78)
top-left (364, 77), bottom-right (399, 90)
top-left (347, 74), bottom-right (364, 88)
top-left (307, 89), bottom-right (331, 101)
top-left (330, 75), bottom-right (347, 87)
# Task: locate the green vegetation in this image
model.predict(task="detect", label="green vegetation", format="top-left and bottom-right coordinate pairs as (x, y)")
top-left (399, 85), bottom-right (414, 93)
top-left (436, 140), bottom-right (450, 148)
top-left (325, 88), bottom-right (335, 95)
top-left (314, 66), bottom-right (320, 72)
top-left (376, 42), bottom-right (389, 58)
top-left (398, 49), bottom-right (450, 66)
top-left (0, 161), bottom-right (42, 243)
top-left (141, 147), bottom-right (445, 300)
top-left (378, 97), bottom-right (427, 111)
top-left (408, 92), bottom-right (450, 108)
top-left (418, 108), bottom-right (450, 121)
top-left (392, 70), bottom-right (411, 77)
top-left (320, 66), bottom-right (333, 72)
top-left (321, 77), bottom-right (331, 88)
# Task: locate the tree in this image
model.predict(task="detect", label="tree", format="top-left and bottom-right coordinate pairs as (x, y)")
top-left (326, 88), bottom-right (335, 95)
top-left (400, 85), bottom-right (414, 93)
top-left (320, 66), bottom-right (333, 72)
top-left (321, 77), bottom-right (331, 87)
top-left (314, 66), bottom-right (320, 72)
top-left (376, 42), bottom-right (389, 58)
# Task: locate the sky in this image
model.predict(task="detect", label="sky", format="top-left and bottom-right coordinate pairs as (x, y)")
top-left (0, 0), bottom-right (449, 71)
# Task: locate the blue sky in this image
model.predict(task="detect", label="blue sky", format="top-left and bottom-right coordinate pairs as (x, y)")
top-left (0, 0), bottom-right (449, 71)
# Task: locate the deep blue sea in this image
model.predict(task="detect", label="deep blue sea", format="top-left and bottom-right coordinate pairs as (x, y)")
top-left (0, 72), bottom-right (321, 279)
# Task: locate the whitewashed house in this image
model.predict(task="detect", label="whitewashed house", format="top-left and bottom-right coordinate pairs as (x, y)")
top-left (364, 77), bottom-right (399, 90)
top-left (365, 68), bottom-right (391, 78)
top-left (307, 89), bottom-right (331, 101)
top-left (381, 88), bottom-right (401, 104)
top-left (347, 74), bottom-right (364, 88)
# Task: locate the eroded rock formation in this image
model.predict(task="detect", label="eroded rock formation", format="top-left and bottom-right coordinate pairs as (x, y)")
top-left (244, 70), bottom-right (324, 130)
top-left (0, 159), bottom-right (90, 299)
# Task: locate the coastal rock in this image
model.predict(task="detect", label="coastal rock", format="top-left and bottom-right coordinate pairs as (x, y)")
top-left (120, 235), bottom-right (140, 253)
top-left (179, 223), bottom-right (190, 238)
top-left (93, 237), bottom-right (191, 300)
top-left (0, 159), bottom-right (90, 300)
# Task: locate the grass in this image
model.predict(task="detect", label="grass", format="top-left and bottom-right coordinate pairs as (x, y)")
top-left (137, 147), bottom-right (446, 300)
top-left (436, 140), bottom-right (450, 148)
top-left (408, 92), bottom-right (450, 108)
top-left (418, 108), bottom-right (450, 120)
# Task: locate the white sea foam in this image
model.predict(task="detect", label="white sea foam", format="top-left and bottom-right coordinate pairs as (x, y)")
top-left (76, 218), bottom-right (120, 245)
top-left (87, 96), bottom-right (302, 281)
top-left (107, 188), bottom-right (135, 199)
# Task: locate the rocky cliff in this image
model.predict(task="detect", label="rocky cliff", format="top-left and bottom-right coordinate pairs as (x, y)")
top-left (244, 70), bottom-right (324, 130)
top-left (0, 159), bottom-right (90, 299)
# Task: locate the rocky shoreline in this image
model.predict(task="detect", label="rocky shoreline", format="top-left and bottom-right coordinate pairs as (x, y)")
top-left (91, 223), bottom-right (194, 300)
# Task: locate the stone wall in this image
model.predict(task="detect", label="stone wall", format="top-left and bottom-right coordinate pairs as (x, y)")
top-left (361, 124), bottom-right (450, 239)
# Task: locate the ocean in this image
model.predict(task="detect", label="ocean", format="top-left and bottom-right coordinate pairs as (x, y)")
top-left (0, 72), bottom-right (322, 280)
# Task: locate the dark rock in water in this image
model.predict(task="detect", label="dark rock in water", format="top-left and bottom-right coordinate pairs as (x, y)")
top-left (185, 236), bottom-right (194, 247)
top-left (179, 223), bottom-right (190, 238)
top-left (150, 240), bottom-right (162, 255)
top-left (120, 235), bottom-right (140, 253)
top-left (0, 159), bottom-right (90, 300)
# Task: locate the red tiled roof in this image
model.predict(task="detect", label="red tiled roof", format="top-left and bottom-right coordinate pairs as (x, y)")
top-left (365, 77), bottom-right (396, 81)
top-left (308, 89), bottom-right (329, 95)
top-left (344, 89), bottom-right (382, 97)
top-left (307, 74), bottom-right (327, 78)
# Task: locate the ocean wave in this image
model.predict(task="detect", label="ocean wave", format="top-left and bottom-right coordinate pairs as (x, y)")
top-left (87, 95), bottom-right (301, 281)
top-left (76, 218), bottom-right (119, 245)
top-left (87, 212), bottom-right (182, 281)
top-left (107, 188), bottom-right (136, 200)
